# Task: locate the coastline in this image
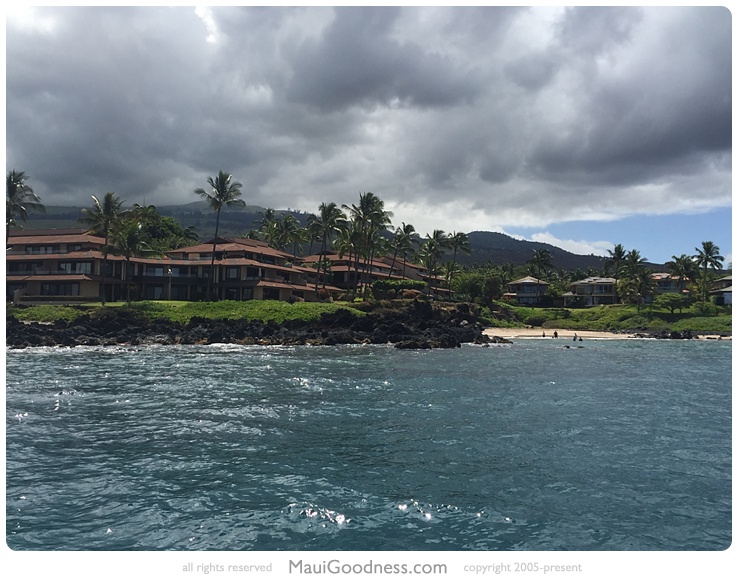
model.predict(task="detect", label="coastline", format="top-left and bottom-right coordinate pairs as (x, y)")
top-left (484, 327), bottom-right (731, 341)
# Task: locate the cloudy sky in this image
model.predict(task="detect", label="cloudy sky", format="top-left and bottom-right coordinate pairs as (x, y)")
top-left (5, 5), bottom-right (732, 265)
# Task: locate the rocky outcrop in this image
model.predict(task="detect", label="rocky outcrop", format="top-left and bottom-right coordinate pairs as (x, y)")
top-left (6, 300), bottom-right (509, 350)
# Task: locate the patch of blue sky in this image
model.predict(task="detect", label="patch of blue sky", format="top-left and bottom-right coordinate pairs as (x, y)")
top-left (513, 207), bottom-right (732, 267)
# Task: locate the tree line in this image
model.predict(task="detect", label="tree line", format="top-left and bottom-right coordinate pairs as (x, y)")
top-left (6, 169), bottom-right (729, 307)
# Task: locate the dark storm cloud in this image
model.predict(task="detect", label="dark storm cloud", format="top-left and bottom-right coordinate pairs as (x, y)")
top-left (285, 7), bottom-right (481, 112)
top-left (529, 6), bottom-right (731, 188)
top-left (4, 6), bottom-right (731, 235)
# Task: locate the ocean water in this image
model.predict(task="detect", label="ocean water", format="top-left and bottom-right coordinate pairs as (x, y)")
top-left (5, 339), bottom-right (732, 551)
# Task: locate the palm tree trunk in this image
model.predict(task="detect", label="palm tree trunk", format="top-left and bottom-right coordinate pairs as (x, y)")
top-left (209, 208), bottom-right (221, 300)
top-left (126, 258), bottom-right (132, 304)
top-left (100, 234), bottom-right (108, 305)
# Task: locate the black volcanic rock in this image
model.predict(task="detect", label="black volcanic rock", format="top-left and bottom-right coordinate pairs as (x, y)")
top-left (6, 300), bottom-right (496, 350)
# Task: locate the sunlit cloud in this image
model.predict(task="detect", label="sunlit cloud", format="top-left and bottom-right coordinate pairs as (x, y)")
top-left (194, 6), bottom-right (219, 44)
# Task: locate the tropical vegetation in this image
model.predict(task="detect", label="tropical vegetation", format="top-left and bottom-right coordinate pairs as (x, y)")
top-left (195, 170), bottom-right (245, 297)
top-left (7, 169), bottom-right (731, 325)
top-left (6, 170), bottom-right (45, 242)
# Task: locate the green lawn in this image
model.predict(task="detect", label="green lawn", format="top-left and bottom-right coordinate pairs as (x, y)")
top-left (496, 303), bottom-right (731, 334)
top-left (8, 300), bottom-right (365, 325)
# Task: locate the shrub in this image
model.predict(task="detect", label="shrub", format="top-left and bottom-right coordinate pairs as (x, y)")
top-left (693, 301), bottom-right (718, 316)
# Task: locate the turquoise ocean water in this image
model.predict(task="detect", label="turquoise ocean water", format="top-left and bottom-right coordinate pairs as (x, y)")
top-left (5, 339), bottom-right (732, 551)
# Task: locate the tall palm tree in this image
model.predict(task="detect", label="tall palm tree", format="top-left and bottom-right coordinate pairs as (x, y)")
top-left (6, 170), bottom-right (45, 242)
top-left (623, 249), bottom-right (647, 279)
top-left (194, 171), bottom-right (245, 299)
top-left (665, 254), bottom-right (698, 292)
top-left (310, 202), bottom-right (346, 290)
top-left (277, 214), bottom-right (303, 256)
top-left (107, 218), bottom-right (153, 304)
top-left (693, 241), bottom-right (724, 302)
top-left (257, 208), bottom-right (280, 246)
top-left (447, 231), bottom-right (471, 292)
top-left (418, 230), bottom-right (450, 295)
top-left (334, 219), bottom-right (362, 293)
top-left (389, 222), bottom-right (416, 278)
top-left (604, 243), bottom-right (627, 301)
top-left (129, 203), bottom-right (161, 231)
top-left (343, 192), bottom-right (393, 297)
top-left (604, 243), bottom-right (627, 277)
top-left (618, 249), bottom-right (652, 310)
top-left (305, 213), bottom-right (322, 255)
top-left (79, 192), bottom-right (126, 304)
top-left (527, 248), bottom-right (553, 304)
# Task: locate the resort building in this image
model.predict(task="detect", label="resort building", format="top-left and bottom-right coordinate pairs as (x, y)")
top-left (8, 229), bottom-right (447, 304)
top-left (650, 272), bottom-right (688, 295)
top-left (502, 276), bottom-right (550, 306)
top-left (300, 251), bottom-right (445, 295)
top-left (7, 229), bottom-right (114, 303)
top-left (6, 229), bottom-right (337, 304)
top-left (562, 277), bottom-right (618, 307)
top-left (162, 237), bottom-right (336, 302)
top-left (710, 275), bottom-right (732, 305)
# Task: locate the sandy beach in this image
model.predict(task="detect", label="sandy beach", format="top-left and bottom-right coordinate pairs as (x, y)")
top-left (483, 327), bottom-right (731, 341)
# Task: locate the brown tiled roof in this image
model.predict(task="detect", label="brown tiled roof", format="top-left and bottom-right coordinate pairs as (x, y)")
top-left (170, 238), bottom-right (293, 260)
top-left (6, 250), bottom-right (106, 261)
top-left (7, 274), bottom-right (94, 282)
top-left (7, 233), bottom-right (106, 246)
top-left (7, 228), bottom-right (89, 237)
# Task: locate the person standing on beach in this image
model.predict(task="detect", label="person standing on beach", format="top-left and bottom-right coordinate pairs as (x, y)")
top-left (553, 331), bottom-right (558, 339)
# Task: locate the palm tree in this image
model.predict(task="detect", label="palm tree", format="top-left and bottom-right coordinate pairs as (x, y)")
top-left (619, 249), bottom-right (652, 310)
top-left (305, 213), bottom-right (322, 255)
top-left (7, 170), bottom-right (45, 242)
top-left (604, 244), bottom-right (627, 277)
top-left (693, 241), bottom-right (724, 302)
top-left (79, 192), bottom-right (126, 304)
top-left (527, 248), bottom-right (553, 304)
top-left (665, 254), bottom-right (698, 292)
top-left (194, 171), bottom-right (245, 299)
top-left (129, 203), bottom-right (161, 231)
top-left (334, 219), bottom-right (362, 293)
top-left (277, 214), bottom-right (303, 256)
top-left (257, 208), bottom-right (280, 246)
top-left (389, 222), bottom-right (417, 279)
top-left (448, 231), bottom-right (472, 292)
top-left (418, 230), bottom-right (450, 295)
top-left (623, 249), bottom-right (647, 279)
top-left (343, 192), bottom-right (393, 297)
top-left (604, 243), bottom-right (627, 301)
top-left (310, 202), bottom-right (346, 290)
top-left (107, 218), bottom-right (153, 304)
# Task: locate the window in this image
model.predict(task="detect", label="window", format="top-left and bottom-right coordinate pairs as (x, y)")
top-left (26, 245), bottom-right (60, 254)
top-left (40, 283), bottom-right (80, 296)
top-left (226, 267), bottom-right (241, 280)
top-left (59, 261), bottom-right (92, 274)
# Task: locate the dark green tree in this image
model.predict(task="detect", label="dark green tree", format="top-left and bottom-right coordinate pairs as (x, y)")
top-left (665, 254), bottom-right (698, 292)
top-left (693, 241), bottom-right (724, 302)
top-left (7, 170), bottom-right (45, 242)
top-left (447, 231), bottom-right (472, 291)
top-left (194, 171), bottom-right (245, 299)
top-left (107, 218), bottom-right (153, 304)
top-left (79, 192), bottom-right (126, 304)
top-left (309, 202), bottom-right (346, 290)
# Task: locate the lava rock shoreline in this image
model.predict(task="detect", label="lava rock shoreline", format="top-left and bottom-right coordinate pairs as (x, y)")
top-left (6, 300), bottom-right (513, 350)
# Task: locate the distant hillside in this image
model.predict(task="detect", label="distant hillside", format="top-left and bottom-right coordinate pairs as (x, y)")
top-left (461, 231), bottom-right (606, 272)
top-left (21, 204), bottom-right (664, 272)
